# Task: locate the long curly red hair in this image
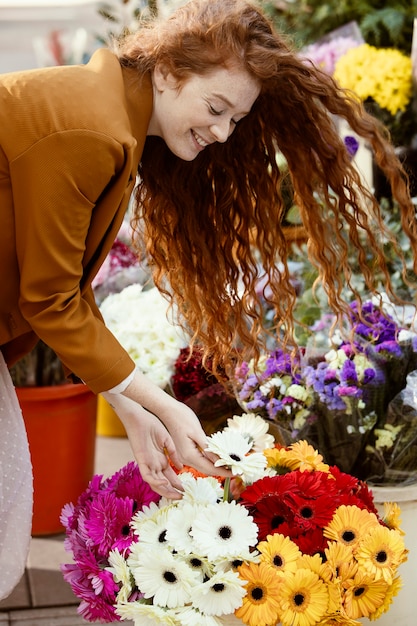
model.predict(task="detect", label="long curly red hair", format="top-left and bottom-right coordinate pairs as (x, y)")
top-left (116, 0), bottom-right (417, 376)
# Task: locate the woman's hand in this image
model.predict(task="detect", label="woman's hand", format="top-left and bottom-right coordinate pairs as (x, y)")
top-left (101, 370), bottom-right (231, 498)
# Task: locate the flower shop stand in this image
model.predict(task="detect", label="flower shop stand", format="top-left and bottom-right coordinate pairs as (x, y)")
top-left (17, 383), bottom-right (97, 535)
top-left (359, 483), bottom-right (417, 626)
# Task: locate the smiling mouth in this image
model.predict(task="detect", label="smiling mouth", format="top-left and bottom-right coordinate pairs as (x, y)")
top-left (192, 130), bottom-right (209, 148)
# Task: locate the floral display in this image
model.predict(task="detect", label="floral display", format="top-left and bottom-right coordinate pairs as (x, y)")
top-left (61, 414), bottom-right (407, 625)
top-left (235, 296), bottom-right (417, 485)
top-left (99, 284), bottom-right (188, 388)
top-left (302, 35), bottom-right (361, 75)
top-left (171, 347), bottom-right (242, 434)
top-left (333, 43), bottom-right (415, 147)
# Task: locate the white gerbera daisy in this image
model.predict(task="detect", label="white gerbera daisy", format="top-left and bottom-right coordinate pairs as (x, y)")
top-left (224, 413), bottom-right (275, 452)
top-left (131, 501), bottom-right (172, 545)
top-left (192, 569), bottom-right (246, 616)
top-left (181, 552), bottom-right (213, 582)
top-left (214, 549), bottom-right (261, 573)
top-left (115, 600), bottom-right (179, 625)
top-left (190, 500), bottom-right (258, 561)
top-left (128, 545), bottom-right (199, 608)
top-left (165, 502), bottom-right (201, 553)
top-left (179, 473), bottom-right (224, 505)
top-left (106, 549), bottom-right (133, 603)
top-left (205, 430), bottom-right (267, 483)
top-left (173, 606), bottom-right (224, 626)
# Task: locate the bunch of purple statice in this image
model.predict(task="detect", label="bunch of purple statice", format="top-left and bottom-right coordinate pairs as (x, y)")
top-left (60, 462), bottom-right (160, 622)
top-left (235, 349), bottom-right (316, 444)
top-left (235, 298), bottom-right (417, 482)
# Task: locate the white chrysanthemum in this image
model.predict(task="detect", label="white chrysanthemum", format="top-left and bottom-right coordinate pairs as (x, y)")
top-left (205, 430), bottom-right (267, 483)
top-left (224, 413), bottom-right (274, 452)
top-left (128, 545), bottom-right (199, 608)
top-left (190, 501), bottom-right (258, 561)
top-left (165, 502), bottom-right (201, 553)
top-left (106, 549), bottom-right (133, 604)
top-left (191, 569), bottom-right (246, 616)
top-left (179, 473), bottom-right (224, 505)
top-left (115, 600), bottom-right (179, 626)
top-left (131, 501), bottom-right (173, 545)
top-left (100, 285), bottom-right (188, 388)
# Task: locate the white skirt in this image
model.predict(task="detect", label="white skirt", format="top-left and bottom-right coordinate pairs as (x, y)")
top-left (0, 352), bottom-right (33, 600)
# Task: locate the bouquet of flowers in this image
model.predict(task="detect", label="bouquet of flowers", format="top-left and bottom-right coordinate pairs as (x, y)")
top-left (333, 42), bottom-right (416, 148)
top-left (99, 284), bottom-right (188, 388)
top-left (61, 413), bottom-right (407, 626)
top-left (235, 296), bottom-right (417, 485)
top-left (171, 347), bottom-right (242, 435)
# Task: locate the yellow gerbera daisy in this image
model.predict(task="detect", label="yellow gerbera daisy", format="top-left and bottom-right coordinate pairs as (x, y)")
top-left (235, 561), bottom-right (282, 626)
top-left (367, 575), bottom-right (402, 621)
top-left (258, 533), bottom-right (301, 574)
top-left (343, 571), bottom-right (389, 619)
top-left (296, 553), bottom-right (330, 582)
top-left (278, 568), bottom-right (329, 626)
top-left (324, 505), bottom-right (379, 549)
top-left (288, 440), bottom-right (330, 472)
top-left (263, 446), bottom-right (293, 472)
top-left (318, 614), bottom-right (361, 625)
top-left (380, 502), bottom-right (404, 534)
top-left (355, 525), bottom-right (407, 584)
top-left (324, 542), bottom-right (358, 583)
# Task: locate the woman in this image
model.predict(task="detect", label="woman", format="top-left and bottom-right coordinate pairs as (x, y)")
top-left (1, 0), bottom-right (416, 599)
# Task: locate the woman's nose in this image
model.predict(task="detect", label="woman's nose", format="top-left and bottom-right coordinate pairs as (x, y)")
top-left (210, 119), bottom-right (233, 143)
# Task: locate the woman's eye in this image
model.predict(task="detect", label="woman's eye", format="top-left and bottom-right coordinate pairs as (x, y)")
top-left (209, 105), bottom-right (222, 115)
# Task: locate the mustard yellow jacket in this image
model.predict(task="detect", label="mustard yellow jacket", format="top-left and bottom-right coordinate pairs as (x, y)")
top-left (0, 49), bottom-right (153, 393)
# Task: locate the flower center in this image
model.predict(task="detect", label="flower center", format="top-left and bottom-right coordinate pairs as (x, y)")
top-left (273, 555), bottom-right (283, 567)
top-left (250, 586), bottom-right (264, 602)
top-left (294, 593), bottom-right (305, 606)
top-left (300, 506), bottom-right (313, 519)
top-left (230, 453), bottom-right (242, 462)
top-left (354, 586), bottom-right (366, 597)
top-left (376, 550), bottom-right (388, 563)
top-left (342, 530), bottom-right (356, 543)
top-left (271, 515), bottom-right (285, 528)
top-left (219, 525), bottom-right (232, 539)
top-left (163, 571), bottom-right (177, 584)
top-left (213, 583), bottom-right (225, 592)
top-left (121, 525), bottom-right (130, 536)
top-left (158, 530), bottom-right (167, 543)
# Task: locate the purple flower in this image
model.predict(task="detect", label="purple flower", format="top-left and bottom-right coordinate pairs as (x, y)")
top-left (61, 462), bottom-right (161, 622)
top-left (344, 135), bottom-right (359, 158)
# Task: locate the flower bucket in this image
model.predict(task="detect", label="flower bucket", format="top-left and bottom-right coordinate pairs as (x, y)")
top-left (16, 383), bottom-right (97, 536)
top-left (360, 483), bottom-right (417, 625)
top-left (96, 394), bottom-right (127, 437)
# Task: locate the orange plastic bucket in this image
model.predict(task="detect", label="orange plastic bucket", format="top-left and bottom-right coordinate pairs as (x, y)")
top-left (16, 384), bottom-right (97, 536)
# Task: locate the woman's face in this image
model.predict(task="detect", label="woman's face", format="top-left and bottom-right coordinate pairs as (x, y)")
top-left (149, 63), bottom-right (261, 161)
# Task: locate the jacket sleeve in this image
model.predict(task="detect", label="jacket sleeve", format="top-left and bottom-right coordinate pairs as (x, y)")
top-left (10, 130), bottom-right (136, 393)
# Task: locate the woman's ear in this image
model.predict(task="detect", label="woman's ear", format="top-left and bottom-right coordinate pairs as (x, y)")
top-left (153, 62), bottom-right (177, 92)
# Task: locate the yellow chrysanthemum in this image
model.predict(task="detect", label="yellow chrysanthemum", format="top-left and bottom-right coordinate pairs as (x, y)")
top-left (380, 502), bottom-right (404, 534)
top-left (324, 505), bottom-right (379, 549)
top-left (324, 542), bottom-right (358, 583)
top-left (367, 575), bottom-right (402, 621)
top-left (343, 571), bottom-right (389, 619)
top-left (334, 43), bottom-right (413, 116)
top-left (355, 525), bottom-right (407, 583)
top-left (235, 561), bottom-right (282, 626)
top-left (277, 568), bottom-right (329, 626)
top-left (258, 533), bottom-right (301, 574)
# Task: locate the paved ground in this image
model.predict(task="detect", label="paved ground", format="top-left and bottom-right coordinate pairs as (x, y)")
top-left (0, 436), bottom-right (135, 626)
